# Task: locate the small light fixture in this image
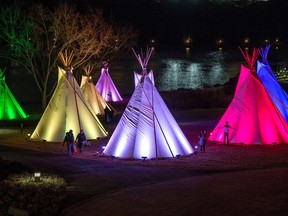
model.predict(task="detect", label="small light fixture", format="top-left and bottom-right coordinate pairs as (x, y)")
top-left (176, 154), bottom-right (181, 159)
top-left (34, 172), bottom-right (41, 182)
top-left (142, 156), bottom-right (147, 161)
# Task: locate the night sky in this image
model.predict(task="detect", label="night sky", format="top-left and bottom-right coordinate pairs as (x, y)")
top-left (2, 0), bottom-right (288, 48)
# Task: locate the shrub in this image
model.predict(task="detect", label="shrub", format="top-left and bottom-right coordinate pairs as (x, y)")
top-left (0, 173), bottom-right (67, 216)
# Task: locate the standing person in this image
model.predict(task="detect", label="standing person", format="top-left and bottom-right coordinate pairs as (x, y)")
top-left (68, 129), bottom-right (75, 155)
top-left (198, 130), bottom-right (206, 153)
top-left (63, 132), bottom-right (71, 156)
top-left (104, 106), bottom-right (110, 123)
top-left (224, 121), bottom-right (232, 145)
top-left (76, 129), bottom-right (86, 153)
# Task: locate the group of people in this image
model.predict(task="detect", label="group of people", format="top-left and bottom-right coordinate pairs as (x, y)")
top-left (197, 121), bottom-right (233, 153)
top-left (63, 121), bottom-right (233, 156)
top-left (63, 129), bottom-right (87, 156)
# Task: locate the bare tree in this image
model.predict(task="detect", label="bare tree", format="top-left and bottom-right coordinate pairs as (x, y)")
top-left (0, 2), bottom-right (138, 109)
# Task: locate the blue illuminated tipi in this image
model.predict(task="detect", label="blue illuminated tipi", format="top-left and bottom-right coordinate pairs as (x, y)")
top-left (257, 45), bottom-right (288, 122)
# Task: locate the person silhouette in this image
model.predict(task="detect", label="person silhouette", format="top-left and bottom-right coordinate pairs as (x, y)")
top-left (198, 130), bottom-right (206, 153)
top-left (224, 121), bottom-right (232, 145)
top-left (76, 129), bottom-right (86, 153)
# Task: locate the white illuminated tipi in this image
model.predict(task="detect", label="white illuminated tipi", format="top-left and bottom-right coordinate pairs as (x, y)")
top-left (103, 48), bottom-right (194, 159)
top-left (30, 51), bottom-right (108, 142)
top-left (80, 65), bottom-right (110, 115)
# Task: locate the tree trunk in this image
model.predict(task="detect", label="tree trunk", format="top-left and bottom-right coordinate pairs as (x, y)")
top-left (41, 85), bottom-right (47, 111)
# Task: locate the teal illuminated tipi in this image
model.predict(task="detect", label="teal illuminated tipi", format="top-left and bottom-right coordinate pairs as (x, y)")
top-left (0, 69), bottom-right (27, 120)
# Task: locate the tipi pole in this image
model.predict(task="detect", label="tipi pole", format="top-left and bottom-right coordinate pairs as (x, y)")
top-left (151, 76), bottom-right (158, 163)
top-left (72, 73), bottom-right (82, 130)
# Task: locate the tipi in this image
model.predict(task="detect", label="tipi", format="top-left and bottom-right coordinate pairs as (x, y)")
top-left (80, 65), bottom-right (110, 115)
top-left (103, 49), bottom-right (194, 159)
top-left (256, 45), bottom-right (288, 122)
top-left (0, 69), bottom-right (27, 120)
top-left (95, 60), bottom-right (123, 102)
top-left (132, 47), bottom-right (154, 87)
top-left (30, 51), bottom-right (108, 142)
top-left (209, 48), bottom-right (288, 145)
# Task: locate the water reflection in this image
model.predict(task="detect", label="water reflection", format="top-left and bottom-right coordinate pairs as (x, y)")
top-left (8, 49), bottom-right (287, 103)
top-left (114, 50), bottom-right (241, 94)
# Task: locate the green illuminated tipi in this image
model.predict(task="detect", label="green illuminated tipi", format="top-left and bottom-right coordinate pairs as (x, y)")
top-left (0, 69), bottom-right (27, 120)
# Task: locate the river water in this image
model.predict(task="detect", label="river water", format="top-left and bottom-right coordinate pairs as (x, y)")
top-left (5, 47), bottom-right (288, 103)
top-left (110, 47), bottom-right (288, 95)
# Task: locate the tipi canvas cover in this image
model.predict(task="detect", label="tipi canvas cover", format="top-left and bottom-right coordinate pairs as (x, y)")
top-left (31, 67), bottom-right (107, 142)
top-left (0, 69), bottom-right (27, 120)
top-left (80, 72), bottom-right (109, 115)
top-left (256, 46), bottom-right (288, 122)
top-left (209, 48), bottom-right (288, 145)
top-left (95, 61), bottom-right (122, 102)
top-left (103, 70), bottom-right (194, 159)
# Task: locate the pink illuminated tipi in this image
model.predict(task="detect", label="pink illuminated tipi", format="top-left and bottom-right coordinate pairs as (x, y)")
top-left (209, 48), bottom-right (288, 145)
top-left (103, 49), bottom-right (194, 159)
top-left (95, 61), bottom-right (123, 102)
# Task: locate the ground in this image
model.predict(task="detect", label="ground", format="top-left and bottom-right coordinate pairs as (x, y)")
top-left (0, 108), bottom-right (288, 216)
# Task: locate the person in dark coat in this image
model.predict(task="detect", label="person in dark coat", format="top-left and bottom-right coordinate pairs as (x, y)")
top-left (76, 129), bottom-right (86, 152)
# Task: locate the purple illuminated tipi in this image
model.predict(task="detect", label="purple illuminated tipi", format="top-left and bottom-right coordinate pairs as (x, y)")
top-left (103, 48), bottom-right (194, 159)
top-left (209, 48), bottom-right (288, 145)
top-left (95, 61), bottom-right (123, 102)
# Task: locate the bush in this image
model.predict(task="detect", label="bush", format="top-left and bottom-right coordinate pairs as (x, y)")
top-left (0, 173), bottom-right (67, 216)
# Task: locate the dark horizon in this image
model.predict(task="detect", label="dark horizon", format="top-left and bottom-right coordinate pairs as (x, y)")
top-left (70, 0), bottom-right (288, 49)
top-left (1, 0), bottom-right (288, 49)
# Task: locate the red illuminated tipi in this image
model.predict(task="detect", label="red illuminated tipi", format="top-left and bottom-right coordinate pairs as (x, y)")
top-left (209, 48), bottom-right (288, 145)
